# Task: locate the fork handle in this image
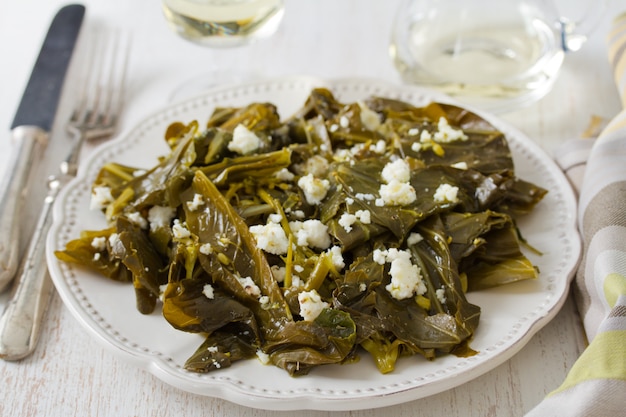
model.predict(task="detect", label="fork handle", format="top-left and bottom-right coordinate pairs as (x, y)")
top-left (0, 126), bottom-right (47, 292)
top-left (0, 174), bottom-right (64, 361)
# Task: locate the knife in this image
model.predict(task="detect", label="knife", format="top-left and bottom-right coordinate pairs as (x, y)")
top-left (0, 4), bottom-right (85, 292)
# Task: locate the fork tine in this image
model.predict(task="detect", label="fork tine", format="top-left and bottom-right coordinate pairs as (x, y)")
top-left (62, 30), bottom-right (131, 175)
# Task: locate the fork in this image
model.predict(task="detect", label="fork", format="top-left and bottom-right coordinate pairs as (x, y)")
top-left (0, 32), bottom-right (130, 361)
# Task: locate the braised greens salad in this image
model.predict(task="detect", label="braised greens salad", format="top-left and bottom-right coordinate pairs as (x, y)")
top-left (55, 88), bottom-right (546, 376)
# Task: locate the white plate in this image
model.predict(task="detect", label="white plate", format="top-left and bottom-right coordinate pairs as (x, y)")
top-left (46, 76), bottom-right (581, 411)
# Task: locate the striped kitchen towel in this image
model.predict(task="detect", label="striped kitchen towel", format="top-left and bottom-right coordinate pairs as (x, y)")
top-left (526, 12), bottom-right (626, 417)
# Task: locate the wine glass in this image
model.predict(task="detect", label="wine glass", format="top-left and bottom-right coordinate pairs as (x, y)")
top-left (161, 0), bottom-right (285, 101)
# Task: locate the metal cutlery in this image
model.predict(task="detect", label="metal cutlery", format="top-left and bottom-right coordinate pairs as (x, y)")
top-left (0, 4), bottom-right (85, 292)
top-left (0, 31), bottom-right (130, 361)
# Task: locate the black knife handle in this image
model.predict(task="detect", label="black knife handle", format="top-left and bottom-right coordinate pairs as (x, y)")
top-left (0, 126), bottom-right (47, 292)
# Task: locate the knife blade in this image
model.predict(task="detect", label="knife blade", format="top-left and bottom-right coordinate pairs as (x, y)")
top-left (0, 4), bottom-right (85, 291)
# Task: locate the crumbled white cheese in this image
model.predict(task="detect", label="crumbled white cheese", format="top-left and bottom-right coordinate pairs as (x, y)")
top-left (407, 232), bottom-right (424, 246)
top-left (93, 252), bottom-right (101, 261)
top-left (228, 124), bottom-right (261, 154)
top-left (291, 276), bottom-right (304, 288)
top-left (359, 282), bottom-right (367, 292)
top-left (90, 186), bottom-right (114, 210)
top-left (172, 219), bottom-right (192, 239)
top-left (274, 168), bottom-right (295, 182)
top-left (238, 276), bottom-right (261, 298)
top-left (199, 243), bottom-right (213, 255)
top-left (186, 193), bottom-right (204, 211)
top-left (381, 158), bottom-right (411, 184)
top-left (339, 115), bottom-right (350, 128)
top-left (383, 248), bottom-right (426, 300)
top-left (370, 139), bottom-right (387, 154)
top-left (433, 117), bottom-right (468, 143)
top-left (203, 284), bottom-right (215, 299)
top-left (298, 290), bottom-right (329, 321)
top-left (411, 142), bottom-right (422, 152)
top-left (436, 287), bottom-right (447, 304)
top-left (91, 236), bottom-right (107, 251)
top-left (148, 205), bottom-right (176, 232)
top-left (270, 265), bottom-right (286, 282)
top-left (355, 192), bottom-right (376, 201)
top-left (373, 248), bottom-right (388, 265)
top-left (379, 180), bottom-right (417, 206)
top-left (339, 209), bottom-right (371, 233)
top-left (259, 295), bottom-right (270, 307)
top-left (358, 101), bottom-right (381, 131)
top-left (355, 209), bottom-right (371, 224)
top-left (256, 349), bottom-right (271, 365)
top-left (420, 130), bottom-right (433, 142)
top-left (451, 161), bottom-right (468, 170)
top-left (249, 222), bottom-right (289, 255)
top-left (108, 233), bottom-right (122, 252)
top-left (408, 127), bottom-right (420, 136)
top-left (297, 174), bottom-right (330, 205)
top-left (268, 213), bottom-right (283, 224)
top-left (327, 246), bottom-right (345, 270)
top-left (475, 177), bottom-right (497, 205)
top-left (433, 183), bottom-right (460, 204)
top-left (127, 211), bottom-right (148, 229)
top-left (338, 212), bottom-right (357, 233)
top-left (301, 155), bottom-right (330, 177)
top-left (329, 123), bottom-right (339, 133)
top-left (289, 219), bottom-right (331, 249)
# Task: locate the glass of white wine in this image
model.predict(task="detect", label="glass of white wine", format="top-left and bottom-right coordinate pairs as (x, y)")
top-left (162, 0), bottom-right (285, 101)
top-left (390, 0), bottom-right (607, 113)
top-left (162, 0), bottom-right (284, 47)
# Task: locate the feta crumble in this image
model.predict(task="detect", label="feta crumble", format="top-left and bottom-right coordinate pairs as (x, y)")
top-left (199, 243), bottom-right (213, 255)
top-left (270, 265), bottom-right (286, 282)
top-left (297, 174), bottom-right (330, 205)
top-left (433, 117), bottom-right (468, 143)
top-left (407, 232), bottom-right (423, 246)
top-left (289, 219), bottom-right (331, 249)
top-left (436, 287), bottom-right (447, 304)
top-left (383, 249), bottom-right (426, 300)
top-left (186, 193), bottom-right (204, 211)
top-left (249, 222), bottom-right (289, 255)
top-left (327, 246), bottom-right (345, 270)
top-left (90, 186), bottom-right (114, 210)
top-left (148, 206), bottom-right (176, 232)
top-left (91, 237), bottom-right (106, 251)
top-left (172, 219), bottom-right (192, 239)
top-left (381, 158), bottom-right (411, 184)
top-left (379, 180), bottom-right (417, 206)
top-left (300, 155), bottom-right (330, 177)
top-left (238, 276), bottom-right (261, 298)
top-left (203, 284), bottom-right (215, 299)
top-left (298, 290), bottom-right (329, 321)
top-left (127, 211), bottom-right (148, 229)
top-left (228, 124), bottom-right (261, 154)
top-left (256, 349), bottom-right (271, 365)
top-left (433, 183), bottom-right (460, 204)
top-left (338, 212), bottom-right (357, 233)
top-left (274, 168), bottom-right (295, 182)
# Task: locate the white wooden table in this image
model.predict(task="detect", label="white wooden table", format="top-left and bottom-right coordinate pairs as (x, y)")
top-left (0, 1), bottom-right (621, 415)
